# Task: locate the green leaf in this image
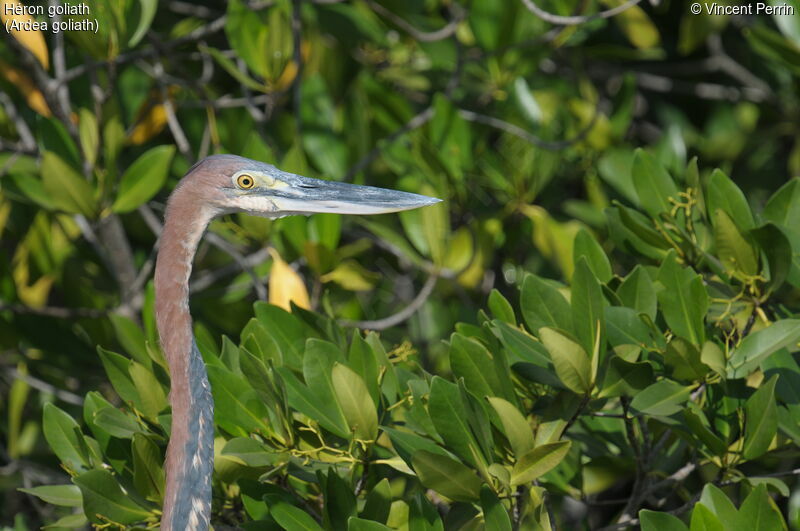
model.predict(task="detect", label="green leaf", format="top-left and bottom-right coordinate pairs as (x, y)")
top-left (41, 151), bottom-right (96, 216)
top-left (539, 327), bottom-right (592, 394)
top-left (630, 380), bottom-right (691, 416)
top-left (665, 337), bottom-right (709, 381)
top-left (751, 223), bottom-right (792, 290)
top-left (78, 108), bottom-right (99, 167)
top-left (112, 145), bottom-right (175, 213)
top-left (109, 314), bottom-right (150, 368)
top-left (510, 440), bottom-right (571, 486)
top-left (706, 168), bottom-right (754, 230)
top-left (43, 403), bottom-right (90, 472)
top-left (42, 513), bottom-right (88, 529)
top-left (277, 367), bottom-right (350, 438)
top-left (632, 148), bottom-right (679, 217)
top-left (743, 375), bottom-right (779, 460)
top-left (254, 302), bottom-right (309, 369)
top-left (221, 437), bottom-right (279, 467)
top-left (734, 484), bottom-right (787, 531)
top-left (639, 510), bottom-right (689, 531)
top-left (348, 518), bottom-right (392, 531)
top-left (428, 377), bottom-right (482, 467)
top-left (421, 187), bottom-right (448, 266)
top-left (657, 251), bottom-right (708, 345)
top-left (605, 306), bottom-right (652, 349)
top-left (207, 364), bottom-right (271, 436)
top-left (271, 502), bottom-right (324, 531)
top-left (684, 405), bottom-right (727, 456)
top-left (384, 426), bottom-right (448, 465)
top-left (411, 450), bottom-right (481, 502)
top-left (129, 361), bottom-right (167, 418)
top-left (202, 44), bottom-right (267, 92)
top-left (18, 485), bottom-right (82, 507)
top-left (408, 492), bottom-right (444, 531)
top-left (487, 397), bottom-right (535, 458)
top-left (450, 334), bottom-right (502, 399)
top-left (763, 177), bottom-right (800, 229)
top-left (599, 357), bottom-right (655, 398)
top-left (520, 274), bottom-right (572, 334)
top-left (480, 485), bottom-right (512, 531)
top-left (132, 433), bottom-right (164, 503)
top-left (323, 469), bottom-right (358, 530)
top-left (73, 469), bottom-right (151, 525)
top-left (488, 289), bottom-right (516, 324)
top-left (573, 228), bottom-right (613, 282)
top-left (93, 407), bottom-right (141, 439)
top-left (690, 503), bottom-right (724, 531)
top-left (128, 0), bottom-right (157, 46)
top-left (571, 257), bottom-right (606, 362)
top-left (332, 363), bottom-right (378, 440)
top-left (713, 209), bottom-right (759, 277)
top-left (698, 484), bottom-right (737, 523)
top-left (360, 478), bottom-right (392, 524)
top-left (727, 320), bottom-right (800, 378)
top-left (617, 265), bottom-right (657, 321)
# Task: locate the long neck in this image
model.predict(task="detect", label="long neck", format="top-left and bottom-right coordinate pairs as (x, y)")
top-left (155, 187), bottom-right (216, 531)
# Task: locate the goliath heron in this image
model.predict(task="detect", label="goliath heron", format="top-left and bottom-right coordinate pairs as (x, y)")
top-left (154, 155), bottom-right (439, 530)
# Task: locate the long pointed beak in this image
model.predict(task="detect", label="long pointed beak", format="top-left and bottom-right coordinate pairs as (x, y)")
top-left (266, 174), bottom-right (442, 215)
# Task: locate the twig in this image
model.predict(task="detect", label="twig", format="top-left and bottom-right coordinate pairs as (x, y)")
top-left (5, 366), bottom-right (84, 405)
top-left (344, 106), bottom-right (436, 181)
top-left (366, 0), bottom-right (464, 42)
top-left (291, 0), bottom-right (304, 136)
top-left (341, 274), bottom-right (438, 330)
top-left (634, 72), bottom-right (769, 102)
top-left (457, 106), bottom-right (600, 150)
top-left (0, 93), bottom-right (37, 152)
top-left (596, 491), bottom-right (702, 531)
top-left (0, 302), bottom-right (107, 319)
top-left (62, 16), bottom-right (228, 82)
top-left (520, 0), bottom-right (642, 26)
top-left (191, 248), bottom-right (271, 293)
top-left (168, 1), bottom-right (219, 18)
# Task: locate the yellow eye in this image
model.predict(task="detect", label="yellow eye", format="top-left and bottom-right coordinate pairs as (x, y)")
top-left (237, 174), bottom-right (255, 189)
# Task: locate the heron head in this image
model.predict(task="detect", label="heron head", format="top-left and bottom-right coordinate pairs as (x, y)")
top-left (185, 154), bottom-right (440, 218)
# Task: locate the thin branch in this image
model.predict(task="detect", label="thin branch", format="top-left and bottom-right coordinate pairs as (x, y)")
top-left (0, 302), bottom-right (107, 319)
top-left (0, 93), bottom-right (37, 152)
top-left (291, 0), bottom-right (304, 135)
top-left (62, 16), bottom-right (228, 83)
top-left (366, 0), bottom-right (464, 42)
top-left (341, 274), bottom-right (438, 330)
top-left (191, 248), bottom-right (270, 293)
top-left (458, 105), bottom-right (600, 150)
top-left (344, 106), bottom-right (435, 181)
top-left (634, 72), bottom-right (769, 102)
top-left (5, 366), bottom-right (84, 405)
top-left (520, 0), bottom-right (642, 26)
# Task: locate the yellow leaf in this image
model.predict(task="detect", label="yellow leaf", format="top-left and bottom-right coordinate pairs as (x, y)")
top-left (12, 246), bottom-right (54, 307)
top-left (0, 59), bottom-right (51, 116)
top-left (321, 260), bottom-right (379, 291)
top-left (268, 248), bottom-right (310, 311)
top-left (602, 0), bottom-right (661, 50)
top-left (0, 1), bottom-right (49, 69)
top-left (128, 103), bottom-right (167, 145)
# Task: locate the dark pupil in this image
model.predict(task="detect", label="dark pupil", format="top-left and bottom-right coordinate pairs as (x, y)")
top-left (242, 178), bottom-right (250, 186)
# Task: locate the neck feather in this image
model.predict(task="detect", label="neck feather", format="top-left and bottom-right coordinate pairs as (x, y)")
top-left (155, 186), bottom-right (216, 531)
